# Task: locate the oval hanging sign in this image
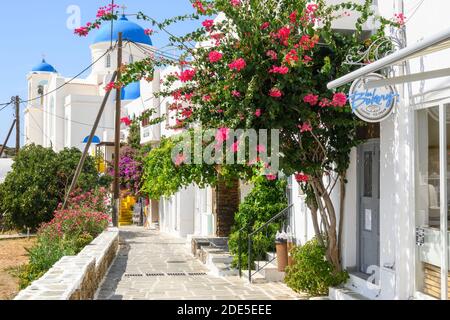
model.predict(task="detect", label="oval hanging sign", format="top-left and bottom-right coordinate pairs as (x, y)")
top-left (348, 73), bottom-right (399, 123)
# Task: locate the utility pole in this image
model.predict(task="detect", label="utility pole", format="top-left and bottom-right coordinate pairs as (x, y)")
top-left (14, 96), bottom-right (20, 155)
top-left (0, 119), bottom-right (16, 158)
top-left (112, 32), bottom-right (123, 228)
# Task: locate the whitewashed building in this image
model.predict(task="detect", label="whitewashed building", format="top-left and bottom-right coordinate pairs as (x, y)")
top-left (24, 15), bottom-right (158, 164)
top-left (288, 0), bottom-right (450, 300)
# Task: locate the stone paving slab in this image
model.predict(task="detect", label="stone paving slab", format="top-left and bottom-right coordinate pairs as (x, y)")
top-left (96, 226), bottom-right (308, 301)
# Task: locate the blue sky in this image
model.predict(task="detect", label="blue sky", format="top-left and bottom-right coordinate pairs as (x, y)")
top-left (0, 0), bottom-right (200, 147)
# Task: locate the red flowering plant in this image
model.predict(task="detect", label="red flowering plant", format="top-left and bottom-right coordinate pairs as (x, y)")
top-left (18, 187), bottom-right (111, 288)
top-left (85, 0), bottom-right (400, 273)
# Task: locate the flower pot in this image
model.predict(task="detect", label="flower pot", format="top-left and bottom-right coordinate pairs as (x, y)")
top-left (275, 240), bottom-right (288, 272)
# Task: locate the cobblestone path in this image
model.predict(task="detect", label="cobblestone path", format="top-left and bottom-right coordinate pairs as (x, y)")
top-left (96, 226), bottom-right (307, 300)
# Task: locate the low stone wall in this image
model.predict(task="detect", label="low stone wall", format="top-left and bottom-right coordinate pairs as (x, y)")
top-left (14, 228), bottom-right (119, 300)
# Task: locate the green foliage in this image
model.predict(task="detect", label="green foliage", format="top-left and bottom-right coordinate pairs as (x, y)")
top-left (0, 144), bottom-right (107, 231)
top-left (141, 130), bottom-right (255, 199)
top-left (17, 190), bottom-right (110, 289)
top-left (285, 238), bottom-right (349, 296)
top-left (228, 177), bottom-right (287, 268)
top-left (127, 119), bottom-right (141, 149)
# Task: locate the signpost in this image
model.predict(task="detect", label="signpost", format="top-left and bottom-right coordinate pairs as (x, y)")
top-left (348, 73), bottom-right (399, 123)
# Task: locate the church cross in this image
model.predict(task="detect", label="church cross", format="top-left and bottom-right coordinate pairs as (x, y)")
top-left (121, 5), bottom-right (127, 15)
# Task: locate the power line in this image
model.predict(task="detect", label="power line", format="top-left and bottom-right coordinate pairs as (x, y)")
top-left (0, 102), bottom-right (12, 112)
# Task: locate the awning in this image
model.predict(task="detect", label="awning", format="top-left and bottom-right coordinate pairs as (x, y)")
top-left (327, 26), bottom-right (450, 90)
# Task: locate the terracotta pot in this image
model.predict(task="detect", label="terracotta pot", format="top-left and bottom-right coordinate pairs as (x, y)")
top-left (275, 240), bottom-right (288, 272)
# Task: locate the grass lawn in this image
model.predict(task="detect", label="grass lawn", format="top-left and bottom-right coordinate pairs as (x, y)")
top-left (0, 238), bottom-right (36, 300)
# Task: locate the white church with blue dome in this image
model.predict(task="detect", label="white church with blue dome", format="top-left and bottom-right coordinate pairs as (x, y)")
top-left (24, 15), bottom-right (163, 161)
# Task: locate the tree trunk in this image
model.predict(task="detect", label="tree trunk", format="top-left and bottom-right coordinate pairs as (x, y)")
top-left (338, 174), bottom-right (346, 266)
top-left (310, 177), bottom-right (342, 273)
top-left (215, 176), bottom-right (240, 237)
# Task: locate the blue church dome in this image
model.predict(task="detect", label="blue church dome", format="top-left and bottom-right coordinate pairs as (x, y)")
top-left (94, 15), bottom-right (152, 46)
top-left (31, 59), bottom-right (57, 73)
top-left (121, 81), bottom-right (141, 100)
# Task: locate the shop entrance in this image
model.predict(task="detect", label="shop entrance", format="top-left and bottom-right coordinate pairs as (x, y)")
top-left (358, 139), bottom-right (381, 275)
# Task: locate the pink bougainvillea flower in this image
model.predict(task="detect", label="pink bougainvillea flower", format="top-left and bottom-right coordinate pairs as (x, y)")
top-left (269, 88), bottom-right (283, 98)
top-left (276, 26), bottom-right (291, 46)
top-left (209, 50), bottom-right (223, 63)
top-left (104, 82), bottom-right (116, 92)
top-left (295, 172), bottom-right (309, 183)
top-left (269, 65), bottom-right (289, 75)
top-left (256, 145), bottom-right (266, 153)
top-left (215, 127), bottom-right (230, 143)
top-left (303, 94), bottom-right (319, 106)
top-left (144, 28), bottom-right (154, 36)
top-left (202, 95), bottom-right (212, 102)
top-left (202, 19), bottom-right (214, 31)
top-left (74, 26), bottom-right (89, 37)
top-left (181, 108), bottom-right (193, 119)
top-left (319, 98), bottom-right (331, 107)
top-left (332, 92), bottom-right (348, 107)
top-left (285, 49), bottom-right (299, 65)
top-left (172, 90), bottom-right (182, 100)
top-left (231, 141), bottom-right (239, 153)
top-left (193, 0), bottom-right (206, 14)
top-left (299, 122), bottom-right (313, 133)
top-left (303, 55), bottom-right (313, 64)
top-left (184, 92), bottom-right (194, 101)
top-left (260, 22), bottom-right (270, 30)
top-left (394, 13), bottom-right (406, 26)
top-left (230, 0), bottom-right (241, 7)
top-left (266, 50), bottom-right (278, 60)
top-left (217, 109), bottom-right (224, 113)
top-left (174, 153), bottom-right (186, 166)
top-left (178, 69), bottom-right (196, 82)
top-left (228, 58), bottom-right (247, 71)
top-left (231, 90), bottom-right (241, 97)
top-left (255, 109), bottom-right (262, 117)
top-left (289, 10), bottom-right (298, 24)
top-left (266, 174), bottom-right (277, 181)
top-left (120, 117), bottom-right (132, 126)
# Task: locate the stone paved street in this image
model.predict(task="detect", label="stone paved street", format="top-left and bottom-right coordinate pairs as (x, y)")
top-left (96, 226), bottom-right (307, 300)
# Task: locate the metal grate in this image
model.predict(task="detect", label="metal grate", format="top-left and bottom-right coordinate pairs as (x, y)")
top-left (123, 272), bottom-right (208, 278)
top-left (166, 272), bottom-right (188, 276)
top-left (187, 272), bottom-right (208, 276)
top-left (146, 273), bottom-right (165, 277)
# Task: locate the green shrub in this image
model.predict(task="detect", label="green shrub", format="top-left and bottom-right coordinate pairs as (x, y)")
top-left (284, 238), bottom-right (349, 296)
top-left (228, 177), bottom-right (287, 269)
top-left (0, 145), bottom-right (108, 231)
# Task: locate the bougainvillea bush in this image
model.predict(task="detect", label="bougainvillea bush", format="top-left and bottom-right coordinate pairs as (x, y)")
top-left (17, 189), bottom-right (111, 289)
top-left (76, 0), bottom-right (400, 274)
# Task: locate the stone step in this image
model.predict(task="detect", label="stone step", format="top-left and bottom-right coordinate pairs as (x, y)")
top-left (209, 262), bottom-right (239, 277)
top-left (254, 261), bottom-right (285, 282)
top-left (266, 252), bottom-right (277, 262)
top-left (242, 270), bottom-right (267, 284)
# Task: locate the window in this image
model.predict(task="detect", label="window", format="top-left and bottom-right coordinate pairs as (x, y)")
top-left (142, 115), bottom-right (150, 127)
top-left (106, 54), bottom-right (111, 68)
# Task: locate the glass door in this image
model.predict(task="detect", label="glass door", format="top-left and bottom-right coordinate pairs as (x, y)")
top-left (415, 105), bottom-right (450, 300)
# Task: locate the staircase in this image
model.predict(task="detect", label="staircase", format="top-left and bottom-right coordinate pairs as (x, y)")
top-left (191, 237), bottom-right (238, 277)
top-left (119, 195), bottom-right (135, 226)
top-left (243, 252), bottom-right (286, 284)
